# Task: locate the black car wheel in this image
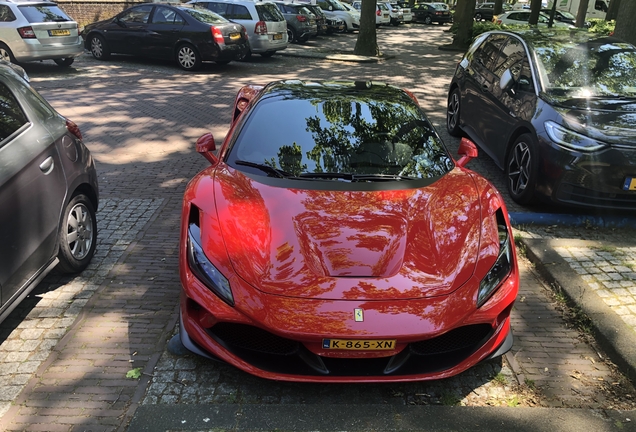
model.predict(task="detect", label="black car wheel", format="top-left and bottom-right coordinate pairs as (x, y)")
top-left (447, 88), bottom-right (462, 137)
top-left (57, 194), bottom-right (97, 274)
top-left (392, 18), bottom-right (400, 26)
top-left (475, 12), bottom-right (483, 21)
top-left (287, 26), bottom-right (297, 43)
top-left (506, 134), bottom-right (538, 205)
top-left (0, 43), bottom-right (17, 63)
top-left (89, 35), bottom-right (110, 60)
top-left (177, 44), bottom-right (202, 71)
top-left (54, 58), bottom-right (75, 67)
top-left (424, 15), bottom-right (432, 25)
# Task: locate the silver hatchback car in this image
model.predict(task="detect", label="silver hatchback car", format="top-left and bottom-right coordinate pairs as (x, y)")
top-left (188, 0), bottom-right (288, 58)
top-left (0, 0), bottom-right (83, 66)
top-left (0, 61), bottom-right (98, 324)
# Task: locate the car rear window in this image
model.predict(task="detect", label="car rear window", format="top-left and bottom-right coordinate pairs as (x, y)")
top-left (18, 5), bottom-right (71, 23)
top-left (229, 85), bottom-right (454, 180)
top-left (181, 7), bottom-right (228, 24)
top-left (256, 3), bottom-right (285, 21)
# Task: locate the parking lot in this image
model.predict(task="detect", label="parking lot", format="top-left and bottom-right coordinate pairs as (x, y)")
top-left (1, 24), bottom-right (636, 431)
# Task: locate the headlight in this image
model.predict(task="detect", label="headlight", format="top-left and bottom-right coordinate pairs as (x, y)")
top-left (544, 120), bottom-right (608, 152)
top-left (187, 222), bottom-right (234, 306)
top-left (477, 213), bottom-right (513, 307)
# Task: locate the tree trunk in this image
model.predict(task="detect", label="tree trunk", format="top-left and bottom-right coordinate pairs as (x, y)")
top-left (614, 0), bottom-right (636, 45)
top-left (354, 0), bottom-right (379, 56)
top-left (528, 0), bottom-right (542, 25)
top-left (606, 0), bottom-right (620, 21)
top-left (575, 0), bottom-right (590, 27)
top-left (547, 0), bottom-right (557, 27)
top-left (494, 0), bottom-right (503, 15)
top-left (443, 0), bottom-right (475, 51)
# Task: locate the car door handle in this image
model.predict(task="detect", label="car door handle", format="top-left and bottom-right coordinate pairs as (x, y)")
top-left (39, 156), bottom-right (54, 175)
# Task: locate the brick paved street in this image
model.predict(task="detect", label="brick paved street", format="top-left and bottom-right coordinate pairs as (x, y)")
top-left (0, 25), bottom-right (635, 431)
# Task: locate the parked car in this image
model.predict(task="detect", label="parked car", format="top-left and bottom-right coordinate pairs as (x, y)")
top-left (351, 1), bottom-right (391, 27)
top-left (378, 1), bottom-right (403, 25)
top-left (313, 0), bottom-right (360, 32)
top-left (0, 0), bottom-right (83, 67)
top-left (540, 8), bottom-right (587, 26)
top-left (447, 30), bottom-right (636, 209)
top-left (474, 2), bottom-right (512, 21)
top-left (178, 79), bottom-right (519, 382)
top-left (273, 2), bottom-right (317, 43)
top-left (188, 0), bottom-right (288, 58)
top-left (493, 11), bottom-right (572, 27)
top-left (412, 2), bottom-right (453, 25)
top-left (303, 4), bottom-right (328, 35)
top-left (0, 61), bottom-right (99, 324)
top-left (325, 16), bottom-right (346, 33)
top-left (393, 3), bottom-right (412, 23)
top-left (83, 4), bottom-right (249, 71)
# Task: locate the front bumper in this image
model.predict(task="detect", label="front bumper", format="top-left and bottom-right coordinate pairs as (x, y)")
top-left (179, 260), bottom-right (518, 383)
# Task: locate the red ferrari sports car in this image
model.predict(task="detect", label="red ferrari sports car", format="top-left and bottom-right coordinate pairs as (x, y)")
top-left (178, 80), bottom-right (519, 382)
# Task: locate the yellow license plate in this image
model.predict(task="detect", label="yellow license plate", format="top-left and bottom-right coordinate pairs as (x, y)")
top-left (49, 29), bottom-right (70, 36)
top-left (624, 177), bottom-right (636, 191)
top-left (229, 32), bottom-right (241, 40)
top-left (273, 33), bottom-right (283, 40)
top-left (322, 339), bottom-right (396, 350)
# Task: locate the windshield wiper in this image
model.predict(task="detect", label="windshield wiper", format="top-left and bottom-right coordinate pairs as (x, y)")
top-left (297, 172), bottom-right (355, 181)
top-left (234, 160), bottom-right (292, 178)
top-left (351, 174), bottom-right (413, 182)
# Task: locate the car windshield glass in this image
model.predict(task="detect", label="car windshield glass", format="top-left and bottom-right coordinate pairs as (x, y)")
top-left (18, 5), bottom-right (71, 22)
top-left (533, 36), bottom-right (636, 99)
top-left (228, 82), bottom-right (454, 180)
top-left (559, 11), bottom-right (575, 19)
top-left (181, 7), bottom-right (228, 23)
top-left (257, 3), bottom-right (285, 21)
top-left (328, 0), bottom-right (346, 11)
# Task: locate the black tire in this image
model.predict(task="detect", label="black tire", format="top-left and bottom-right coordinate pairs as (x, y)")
top-left (506, 133), bottom-right (539, 205)
top-left (392, 19), bottom-right (400, 26)
top-left (260, 51), bottom-right (275, 58)
top-left (446, 88), bottom-right (462, 137)
top-left (287, 26), bottom-right (297, 43)
top-left (238, 51), bottom-right (252, 61)
top-left (54, 57), bottom-right (74, 67)
top-left (177, 43), bottom-right (202, 71)
top-left (475, 12), bottom-right (482, 21)
top-left (89, 34), bottom-right (110, 60)
top-left (0, 42), bottom-right (17, 63)
top-left (424, 15), bottom-right (432, 25)
top-left (57, 194), bottom-right (97, 274)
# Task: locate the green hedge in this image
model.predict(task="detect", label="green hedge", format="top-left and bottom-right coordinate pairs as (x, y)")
top-left (450, 19), bottom-right (617, 41)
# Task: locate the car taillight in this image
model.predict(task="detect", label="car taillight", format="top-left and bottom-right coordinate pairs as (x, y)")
top-left (376, 9), bottom-right (381, 16)
top-left (435, 11), bottom-right (441, 15)
top-left (66, 118), bottom-right (83, 141)
top-left (254, 20), bottom-right (267, 34)
top-left (496, 19), bottom-right (502, 24)
top-left (296, 14), bottom-right (307, 22)
top-left (18, 26), bottom-right (36, 39)
top-left (211, 26), bottom-right (224, 44)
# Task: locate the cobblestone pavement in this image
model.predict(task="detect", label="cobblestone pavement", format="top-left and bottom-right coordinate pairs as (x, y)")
top-left (0, 24), bottom-right (635, 431)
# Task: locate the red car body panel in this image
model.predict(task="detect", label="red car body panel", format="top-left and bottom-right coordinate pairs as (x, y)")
top-left (178, 82), bottom-right (519, 382)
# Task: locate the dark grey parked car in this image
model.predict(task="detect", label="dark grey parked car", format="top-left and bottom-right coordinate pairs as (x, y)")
top-left (273, 2), bottom-right (317, 43)
top-left (0, 61), bottom-right (98, 323)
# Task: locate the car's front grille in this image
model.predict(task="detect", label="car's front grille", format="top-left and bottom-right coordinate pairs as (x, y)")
top-left (205, 322), bottom-right (496, 377)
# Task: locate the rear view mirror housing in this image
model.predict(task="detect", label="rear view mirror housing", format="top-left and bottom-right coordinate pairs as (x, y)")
top-left (456, 137), bottom-right (478, 167)
top-left (196, 133), bottom-right (219, 165)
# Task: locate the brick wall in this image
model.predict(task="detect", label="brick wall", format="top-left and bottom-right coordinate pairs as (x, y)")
top-left (56, 0), bottom-right (147, 27)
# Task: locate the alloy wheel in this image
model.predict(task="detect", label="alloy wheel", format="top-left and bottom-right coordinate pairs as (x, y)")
top-left (447, 92), bottom-right (459, 131)
top-left (66, 202), bottom-right (94, 261)
top-left (0, 48), bottom-right (11, 62)
top-left (179, 46), bottom-right (196, 69)
top-left (507, 141), bottom-right (532, 196)
top-left (91, 37), bottom-right (103, 58)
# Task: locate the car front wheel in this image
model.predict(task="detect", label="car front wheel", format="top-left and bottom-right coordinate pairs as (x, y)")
top-left (506, 134), bottom-right (538, 205)
top-left (89, 35), bottom-right (110, 60)
top-left (475, 12), bottom-right (482, 21)
top-left (447, 88), bottom-right (462, 137)
top-left (177, 44), bottom-right (202, 71)
top-left (57, 194), bottom-right (97, 274)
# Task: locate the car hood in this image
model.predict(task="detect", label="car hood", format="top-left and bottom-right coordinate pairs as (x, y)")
top-left (212, 166), bottom-right (483, 301)
top-left (552, 97), bottom-right (636, 146)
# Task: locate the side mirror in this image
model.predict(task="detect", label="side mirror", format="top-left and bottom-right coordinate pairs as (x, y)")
top-left (456, 137), bottom-right (478, 167)
top-left (196, 133), bottom-right (219, 165)
top-left (499, 69), bottom-right (515, 93)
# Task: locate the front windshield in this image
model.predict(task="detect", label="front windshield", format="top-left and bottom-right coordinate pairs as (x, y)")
top-left (328, 0), bottom-right (346, 11)
top-left (533, 36), bottom-right (636, 99)
top-left (228, 83), bottom-right (454, 180)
